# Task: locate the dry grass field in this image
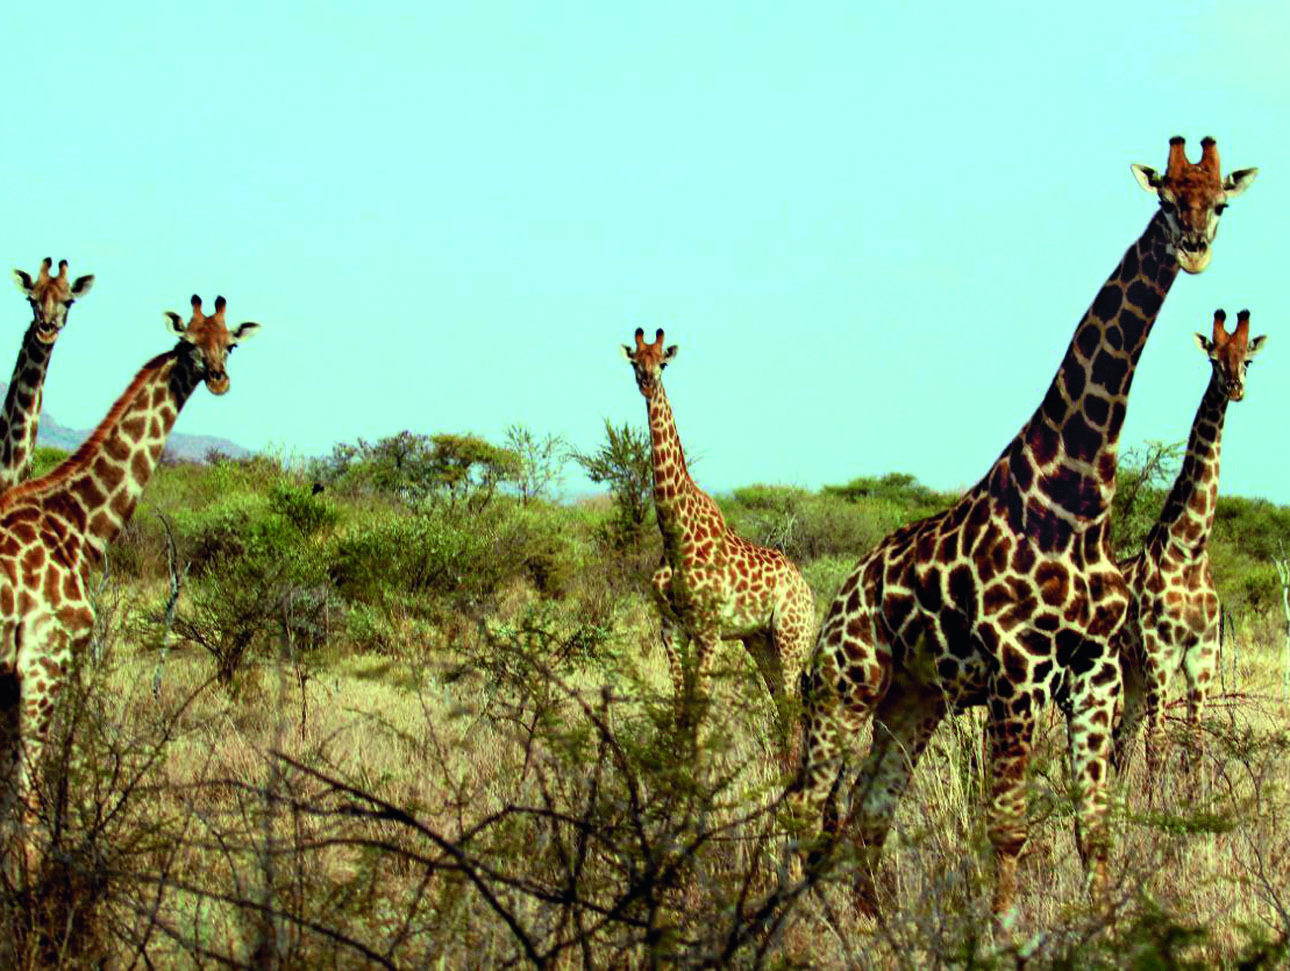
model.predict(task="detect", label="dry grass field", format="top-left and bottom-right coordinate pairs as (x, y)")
top-left (6, 587), bottom-right (1288, 968)
top-left (0, 450), bottom-right (1286, 967)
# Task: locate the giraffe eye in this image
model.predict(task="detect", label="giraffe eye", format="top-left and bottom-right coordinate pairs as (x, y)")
top-left (1215, 203), bottom-right (1227, 215)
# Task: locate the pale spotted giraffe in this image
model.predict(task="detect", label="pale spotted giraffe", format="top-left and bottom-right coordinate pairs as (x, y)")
top-left (787, 136), bottom-right (1257, 918)
top-left (622, 328), bottom-right (815, 761)
top-left (2, 259), bottom-right (95, 489)
top-left (0, 295), bottom-right (260, 852)
top-left (1113, 309), bottom-right (1265, 782)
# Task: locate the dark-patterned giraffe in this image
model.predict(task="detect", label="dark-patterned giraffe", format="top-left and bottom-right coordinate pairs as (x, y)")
top-left (0, 295), bottom-right (260, 851)
top-left (2, 259), bottom-right (95, 489)
top-left (787, 136), bottom-right (1257, 918)
top-left (1113, 309), bottom-right (1265, 781)
top-left (622, 328), bottom-right (815, 759)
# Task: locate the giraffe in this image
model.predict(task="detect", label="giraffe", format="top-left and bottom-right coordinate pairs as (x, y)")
top-left (787, 136), bottom-right (1257, 919)
top-left (2, 259), bottom-right (95, 490)
top-left (1112, 309), bottom-right (1265, 783)
top-left (621, 328), bottom-right (815, 762)
top-left (0, 294), bottom-right (260, 852)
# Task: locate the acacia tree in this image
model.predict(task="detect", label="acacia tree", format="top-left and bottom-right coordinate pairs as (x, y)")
top-left (504, 423), bottom-right (568, 505)
top-left (1111, 440), bottom-right (1185, 558)
top-left (314, 431), bottom-right (520, 509)
top-left (572, 420), bottom-right (653, 547)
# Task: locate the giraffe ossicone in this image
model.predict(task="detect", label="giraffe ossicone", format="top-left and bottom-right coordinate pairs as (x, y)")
top-left (0, 258), bottom-right (96, 492)
top-left (0, 293), bottom-right (261, 864)
top-left (788, 136), bottom-right (1257, 921)
top-left (1113, 309), bottom-right (1266, 784)
top-left (622, 326), bottom-right (814, 765)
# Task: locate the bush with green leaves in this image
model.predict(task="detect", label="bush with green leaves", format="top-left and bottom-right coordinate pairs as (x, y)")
top-left (571, 419), bottom-right (654, 549)
top-left (314, 430), bottom-right (521, 509)
top-left (720, 479), bottom-right (949, 565)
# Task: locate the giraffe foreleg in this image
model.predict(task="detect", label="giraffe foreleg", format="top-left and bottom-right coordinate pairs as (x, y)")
top-left (1111, 639), bottom-right (1147, 778)
top-left (1063, 648), bottom-right (1120, 911)
top-left (785, 623), bottom-right (888, 894)
top-left (1180, 625), bottom-right (1218, 776)
top-left (650, 565), bottom-right (684, 699)
top-left (767, 579), bottom-right (815, 771)
top-left (8, 626), bottom-right (74, 876)
top-left (843, 681), bottom-right (946, 918)
top-left (1138, 628), bottom-right (1171, 789)
top-left (984, 673), bottom-right (1041, 919)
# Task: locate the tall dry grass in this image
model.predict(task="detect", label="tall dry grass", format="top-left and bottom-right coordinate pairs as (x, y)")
top-left (1, 574), bottom-right (1288, 967)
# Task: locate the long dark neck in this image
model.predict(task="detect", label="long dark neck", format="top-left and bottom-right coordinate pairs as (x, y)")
top-left (1147, 372), bottom-right (1227, 558)
top-left (4, 347), bottom-right (203, 564)
top-left (646, 386), bottom-right (725, 553)
top-left (988, 212), bottom-right (1180, 548)
top-left (0, 325), bottom-right (53, 490)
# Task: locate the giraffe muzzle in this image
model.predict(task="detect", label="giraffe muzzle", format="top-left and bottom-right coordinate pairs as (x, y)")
top-left (1176, 241), bottom-right (1212, 275)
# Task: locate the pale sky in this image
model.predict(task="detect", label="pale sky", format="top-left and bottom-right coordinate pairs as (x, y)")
top-left (3, 1), bottom-right (1289, 502)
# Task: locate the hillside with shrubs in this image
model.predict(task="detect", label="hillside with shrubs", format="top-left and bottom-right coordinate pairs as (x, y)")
top-left (7, 426), bottom-right (1290, 966)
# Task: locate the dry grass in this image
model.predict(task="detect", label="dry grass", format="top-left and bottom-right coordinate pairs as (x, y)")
top-left (5, 585), bottom-right (1290, 967)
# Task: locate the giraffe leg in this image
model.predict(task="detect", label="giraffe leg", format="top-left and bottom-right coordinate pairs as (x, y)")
top-left (743, 629), bottom-right (800, 772)
top-left (1111, 646), bottom-right (1147, 778)
top-left (1063, 646), bottom-right (1120, 912)
top-left (785, 625), bottom-right (890, 893)
top-left (1180, 629), bottom-right (1217, 776)
top-left (842, 680), bottom-right (946, 918)
top-left (0, 664), bottom-right (20, 834)
top-left (15, 637), bottom-right (70, 860)
top-left (650, 565), bottom-right (684, 699)
top-left (984, 682), bottom-right (1039, 919)
top-left (1138, 631), bottom-right (1170, 793)
top-left (768, 581), bottom-right (815, 771)
top-left (687, 629), bottom-right (722, 750)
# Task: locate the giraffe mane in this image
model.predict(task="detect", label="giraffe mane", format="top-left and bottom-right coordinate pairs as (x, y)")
top-left (0, 349), bottom-right (179, 511)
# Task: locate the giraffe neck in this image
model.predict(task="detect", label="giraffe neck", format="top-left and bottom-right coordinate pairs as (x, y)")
top-left (2, 346), bottom-right (203, 563)
top-left (0, 325), bottom-right (53, 490)
top-left (646, 386), bottom-right (725, 554)
top-left (1148, 372), bottom-right (1228, 557)
top-left (989, 212), bottom-right (1180, 548)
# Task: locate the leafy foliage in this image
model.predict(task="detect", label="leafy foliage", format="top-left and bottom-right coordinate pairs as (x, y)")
top-left (571, 419), bottom-right (654, 548)
top-left (503, 422), bottom-right (568, 505)
top-left (1111, 439), bottom-right (1185, 558)
top-left (314, 430), bottom-right (521, 509)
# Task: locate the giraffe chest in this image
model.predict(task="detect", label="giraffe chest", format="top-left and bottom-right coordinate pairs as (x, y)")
top-left (660, 544), bottom-right (787, 637)
top-left (820, 497), bottom-right (1130, 711)
top-left (1135, 558), bottom-right (1218, 645)
top-left (0, 518), bottom-right (95, 669)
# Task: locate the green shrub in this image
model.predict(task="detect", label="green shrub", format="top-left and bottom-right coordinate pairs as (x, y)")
top-left (269, 482), bottom-right (339, 535)
top-left (720, 484), bottom-right (911, 564)
top-left (330, 505), bottom-right (500, 606)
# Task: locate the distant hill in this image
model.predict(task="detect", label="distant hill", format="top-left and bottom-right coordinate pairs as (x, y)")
top-left (0, 381), bottom-right (252, 462)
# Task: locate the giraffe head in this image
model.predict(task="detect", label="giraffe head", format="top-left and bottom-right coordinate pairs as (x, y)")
top-left (621, 327), bottom-right (678, 398)
top-left (11, 257), bottom-right (95, 343)
top-left (163, 295), bottom-right (261, 395)
top-left (1131, 136), bottom-right (1257, 274)
top-left (1194, 309), bottom-right (1266, 402)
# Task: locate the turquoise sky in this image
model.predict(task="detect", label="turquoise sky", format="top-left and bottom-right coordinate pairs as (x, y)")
top-left (3, 1), bottom-right (1287, 502)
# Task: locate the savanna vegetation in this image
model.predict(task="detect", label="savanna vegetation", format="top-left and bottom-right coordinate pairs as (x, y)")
top-left (4, 429), bottom-right (1290, 967)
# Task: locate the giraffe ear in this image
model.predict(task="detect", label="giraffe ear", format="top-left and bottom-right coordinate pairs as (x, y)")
top-left (164, 311), bottom-right (191, 340)
top-left (230, 321), bottom-right (262, 344)
top-left (620, 345), bottom-right (635, 362)
top-left (1248, 334), bottom-right (1268, 358)
top-left (1131, 164), bottom-right (1163, 193)
top-left (662, 345), bottom-right (679, 365)
top-left (12, 270), bottom-right (33, 294)
top-left (1223, 167), bottom-right (1258, 199)
top-left (1193, 332), bottom-right (1214, 358)
top-left (70, 275), bottom-right (94, 299)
